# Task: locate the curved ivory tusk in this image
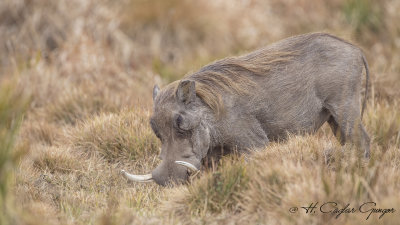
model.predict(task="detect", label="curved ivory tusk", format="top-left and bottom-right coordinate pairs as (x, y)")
top-left (121, 170), bottom-right (153, 182)
top-left (175, 161), bottom-right (199, 172)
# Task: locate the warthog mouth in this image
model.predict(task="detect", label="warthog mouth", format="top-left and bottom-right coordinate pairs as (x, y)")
top-left (121, 161), bottom-right (199, 183)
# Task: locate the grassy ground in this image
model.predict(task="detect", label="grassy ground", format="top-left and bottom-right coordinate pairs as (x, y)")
top-left (1, 0), bottom-right (399, 224)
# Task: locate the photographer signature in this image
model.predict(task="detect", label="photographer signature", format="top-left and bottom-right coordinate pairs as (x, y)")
top-left (288, 201), bottom-right (396, 220)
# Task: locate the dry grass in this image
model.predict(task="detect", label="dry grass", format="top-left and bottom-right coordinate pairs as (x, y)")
top-left (167, 155), bottom-right (249, 218)
top-left (166, 135), bottom-right (400, 224)
top-left (0, 0), bottom-right (399, 224)
top-left (70, 109), bottom-right (159, 163)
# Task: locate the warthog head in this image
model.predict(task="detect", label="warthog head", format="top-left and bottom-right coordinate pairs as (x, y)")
top-left (122, 80), bottom-right (212, 186)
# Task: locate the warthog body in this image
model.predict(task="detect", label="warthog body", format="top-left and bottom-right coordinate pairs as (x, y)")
top-left (122, 32), bottom-right (370, 186)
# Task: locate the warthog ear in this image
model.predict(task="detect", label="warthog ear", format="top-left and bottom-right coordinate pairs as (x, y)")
top-left (153, 85), bottom-right (160, 101)
top-left (176, 80), bottom-right (196, 104)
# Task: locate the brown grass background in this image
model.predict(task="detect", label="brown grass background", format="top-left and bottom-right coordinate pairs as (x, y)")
top-left (0, 0), bottom-right (399, 224)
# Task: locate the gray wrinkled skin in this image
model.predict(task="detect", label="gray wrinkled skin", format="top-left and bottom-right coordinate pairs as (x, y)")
top-left (150, 33), bottom-right (370, 186)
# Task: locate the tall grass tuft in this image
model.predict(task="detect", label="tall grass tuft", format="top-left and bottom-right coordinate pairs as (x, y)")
top-left (166, 156), bottom-right (249, 221)
top-left (187, 157), bottom-right (248, 215)
top-left (365, 100), bottom-right (400, 148)
top-left (70, 109), bottom-right (160, 163)
top-left (0, 79), bottom-right (29, 224)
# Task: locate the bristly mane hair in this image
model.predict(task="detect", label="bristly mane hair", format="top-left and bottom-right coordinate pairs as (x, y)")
top-left (158, 49), bottom-right (297, 117)
top-left (189, 50), bottom-right (296, 116)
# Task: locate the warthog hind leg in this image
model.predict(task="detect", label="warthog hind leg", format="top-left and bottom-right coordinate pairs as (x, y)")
top-left (327, 106), bottom-right (370, 158)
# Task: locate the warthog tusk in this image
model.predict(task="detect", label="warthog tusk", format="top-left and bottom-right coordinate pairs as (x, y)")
top-left (175, 161), bottom-right (199, 172)
top-left (120, 170), bottom-right (153, 182)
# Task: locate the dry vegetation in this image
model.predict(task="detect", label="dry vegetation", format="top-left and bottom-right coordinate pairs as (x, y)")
top-left (1, 0), bottom-right (399, 224)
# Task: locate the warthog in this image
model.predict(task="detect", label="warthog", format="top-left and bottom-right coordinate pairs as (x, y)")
top-left (122, 32), bottom-right (370, 186)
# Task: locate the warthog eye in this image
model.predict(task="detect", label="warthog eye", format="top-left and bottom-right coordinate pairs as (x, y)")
top-left (173, 113), bottom-right (192, 138)
top-left (176, 114), bottom-right (183, 128)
